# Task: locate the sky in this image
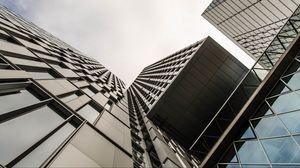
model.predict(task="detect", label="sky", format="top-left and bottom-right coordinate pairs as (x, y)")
top-left (0, 0), bottom-right (255, 86)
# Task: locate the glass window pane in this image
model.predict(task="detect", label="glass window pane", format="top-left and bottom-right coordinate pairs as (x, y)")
top-left (235, 140), bottom-right (269, 164)
top-left (29, 71), bottom-right (54, 79)
top-left (77, 104), bottom-right (99, 123)
top-left (15, 123), bottom-right (75, 167)
top-left (283, 72), bottom-right (300, 91)
top-left (82, 88), bottom-right (95, 97)
top-left (241, 127), bottom-right (256, 139)
top-left (251, 116), bottom-right (288, 138)
top-left (0, 89), bottom-right (40, 115)
top-left (293, 136), bottom-right (300, 151)
top-left (241, 165), bottom-right (271, 168)
top-left (261, 137), bottom-right (300, 163)
top-left (60, 94), bottom-right (78, 103)
top-left (0, 106), bottom-right (64, 165)
top-left (268, 91), bottom-right (300, 114)
top-left (50, 144), bottom-right (101, 167)
top-left (279, 111), bottom-right (300, 134)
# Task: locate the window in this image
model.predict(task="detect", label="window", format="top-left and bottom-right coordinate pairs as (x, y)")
top-left (235, 141), bottom-right (269, 164)
top-left (251, 116), bottom-right (288, 138)
top-left (268, 91), bottom-right (300, 114)
top-left (60, 93), bottom-right (79, 103)
top-left (15, 123), bottom-right (75, 167)
top-left (0, 106), bottom-right (64, 165)
top-left (0, 89), bottom-right (40, 115)
top-left (28, 71), bottom-right (55, 79)
top-left (77, 104), bottom-right (100, 123)
top-left (82, 87), bottom-right (96, 97)
top-left (261, 137), bottom-right (300, 163)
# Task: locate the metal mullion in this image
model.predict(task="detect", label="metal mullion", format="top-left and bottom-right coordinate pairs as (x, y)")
top-left (247, 121), bottom-right (273, 167)
top-left (92, 108), bottom-right (105, 126)
top-left (221, 2), bottom-right (254, 32)
top-left (219, 1), bottom-right (247, 34)
top-left (266, 0), bottom-right (290, 18)
top-left (232, 142), bottom-right (243, 168)
top-left (289, 20), bottom-right (299, 34)
top-left (41, 120), bottom-right (86, 167)
top-left (6, 115), bottom-right (73, 167)
top-left (207, 6), bottom-right (240, 36)
top-left (0, 98), bottom-right (51, 124)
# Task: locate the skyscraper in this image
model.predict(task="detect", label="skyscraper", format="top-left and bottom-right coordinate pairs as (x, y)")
top-left (1, 1), bottom-right (300, 167)
top-left (0, 4), bottom-right (133, 167)
top-left (128, 37), bottom-right (251, 151)
top-left (0, 4), bottom-right (200, 168)
top-left (202, 0), bottom-right (300, 66)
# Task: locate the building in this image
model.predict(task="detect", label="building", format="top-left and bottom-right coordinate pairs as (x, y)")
top-left (0, 4), bottom-right (135, 167)
top-left (127, 37), bottom-right (252, 151)
top-left (2, 0), bottom-right (300, 167)
top-left (0, 4), bottom-right (201, 168)
top-left (201, 31), bottom-right (300, 168)
top-left (202, 0), bottom-right (300, 66)
top-left (196, 1), bottom-right (300, 167)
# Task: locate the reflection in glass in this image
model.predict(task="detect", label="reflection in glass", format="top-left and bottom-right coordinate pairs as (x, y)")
top-left (241, 165), bottom-right (271, 168)
top-left (50, 144), bottom-right (100, 167)
top-left (268, 91), bottom-right (300, 114)
top-left (15, 123), bottom-right (75, 167)
top-left (60, 94), bottom-right (78, 103)
top-left (283, 72), bottom-right (300, 91)
top-left (77, 104), bottom-right (99, 123)
top-left (82, 88), bottom-right (95, 97)
top-left (241, 127), bottom-right (255, 139)
top-left (279, 111), bottom-right (300, 134)
top-left (251, 116), bottom-right (288, 138)
top-left (29, 71), bottom-right (55, 79)
top-left (235, 141), bottom-right (269, 164)
top-left (261, 137), bottom-right (300, 163)
top-left (0, 89), bottom-right (40, 115)
top-left (0, 106), bottom-right (63, 165)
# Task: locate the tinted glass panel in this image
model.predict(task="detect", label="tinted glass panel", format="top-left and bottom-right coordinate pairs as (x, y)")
top-left (261, 137), bottom-right (300, 163)
top-left (268, 91), bottom-right (300, 113)
top-left (241, 127), bottom-right (255, 139)
top-left (279, 111), bottom-right (300, 134)
top-left (283, 72), bottom-right (300, 91)
top-left (60, 94), bottom-right (78, 103)
top-left (251, 116), bottom-right (288, 138)
top-left (235, 141), bottom-right (269, 164)
top-left (0, 106), bottom-right (64, 164)
top-left (29, 71), bottom-right (54, 79)
top-left (50, 144), bottom-right (100, 167)
top-left (82, 88), bottom-right (95, 97)
top-left (77, 104), bottom-right (99, 123)
top-left (16, 123), bottom-right (75, 167)
top-left (0, 89), bottom-right (40, 115)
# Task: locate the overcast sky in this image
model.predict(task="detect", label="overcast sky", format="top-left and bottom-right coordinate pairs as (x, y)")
top-left (0, 0), bottom-right (254, 86)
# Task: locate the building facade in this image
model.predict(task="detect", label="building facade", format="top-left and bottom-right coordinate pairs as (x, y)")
top-left (196, 1), bottom-right (300, 167)
top-left (127, 37), bottom-right (251, 151)
top-left (2, 0), bottom-right (300, 167)
top-left (0, 4), bottom-right (135, 167)
top-left (202, 0), bottom-right (300, 66)
top-left (0, 4), bottom-right (200, 168)
top-left (202, 31), bottom-right (300, 168)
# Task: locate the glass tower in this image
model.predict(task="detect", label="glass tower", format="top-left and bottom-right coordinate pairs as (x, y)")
top-left (2, 1), bottom-right (300, 168)
top-left (202, 0), bottom-right (300, 66)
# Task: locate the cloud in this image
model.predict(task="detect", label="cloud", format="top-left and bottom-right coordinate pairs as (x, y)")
top-left (0, 0), bottom-right (254, 86)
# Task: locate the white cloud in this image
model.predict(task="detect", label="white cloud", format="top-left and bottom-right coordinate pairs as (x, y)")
top-left (0, 0), bottom-right (255, 86)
